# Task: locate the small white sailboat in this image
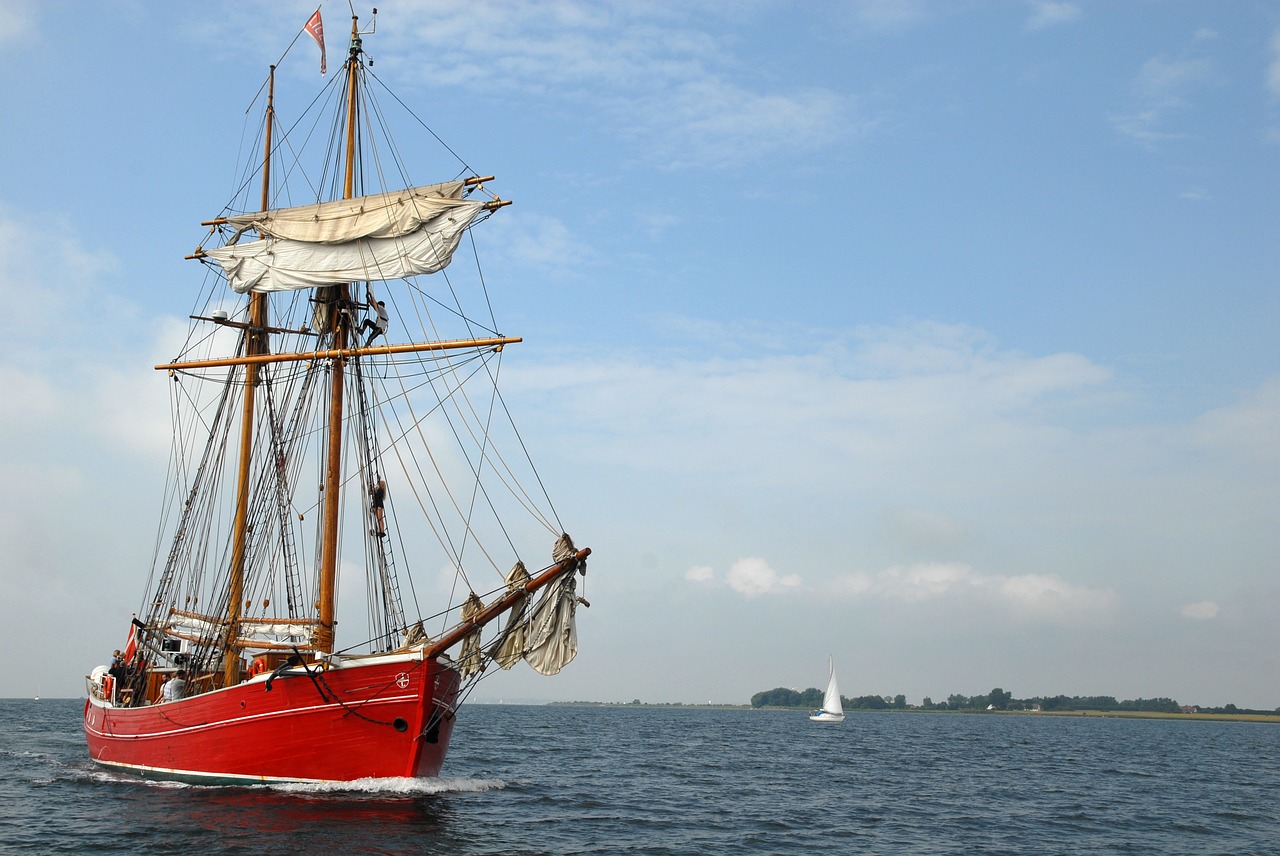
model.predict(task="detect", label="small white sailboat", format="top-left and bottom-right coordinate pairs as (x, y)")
top-left (809, 656), bottom-right (845, 723)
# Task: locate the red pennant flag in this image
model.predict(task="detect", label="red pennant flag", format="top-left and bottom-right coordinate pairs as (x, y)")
top-left (305, 9), bottom-right (326, 75)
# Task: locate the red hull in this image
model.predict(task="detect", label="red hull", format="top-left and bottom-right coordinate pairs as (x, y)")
top-left (84, 657), bottom-right (460, 784)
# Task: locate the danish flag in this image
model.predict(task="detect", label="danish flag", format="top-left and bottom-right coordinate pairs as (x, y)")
top-left (122, 621), bottom-right (138, 664)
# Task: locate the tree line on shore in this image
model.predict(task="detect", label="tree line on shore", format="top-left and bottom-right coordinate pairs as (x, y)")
top-left (749, 686), bottom-right (1276, 716)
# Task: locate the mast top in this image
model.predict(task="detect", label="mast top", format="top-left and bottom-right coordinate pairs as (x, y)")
top-left (349, 9), bottom-right (377, 61)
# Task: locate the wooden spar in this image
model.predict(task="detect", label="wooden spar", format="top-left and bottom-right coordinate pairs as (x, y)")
top-left (189, 315), bottom-right (317, 336)
top-left (156, 335), bottom-right (521, 372)
top-left (195, 176), bottom-right (502, 226)
top-left (314, 16), bottom-right (364, 656)
top-left (170, 607), bottom-right (322, 629)
top-left (224, 66), bottom-right (276, 685)
top-left (420, 548), bottom-right (591, 661)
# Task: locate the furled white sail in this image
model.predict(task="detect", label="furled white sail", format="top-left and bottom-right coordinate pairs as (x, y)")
top-left (523, 571), bottom-right (580, 676)
top-left (165, 613), bottom-right (317, 641)
top-left (223, 181), bottom-right (468, 244)
top-left (493, 562), bottom-right (532, 670)
top-left (207, 196), bottom-right (485, 294)
top-left (458, 594), bottom-right (485, 679)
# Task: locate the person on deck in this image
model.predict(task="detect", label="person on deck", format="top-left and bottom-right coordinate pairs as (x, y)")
top-left (108, 650), bottom-right (126, 683)
top-left (161, 671), bottom-right (187, 703)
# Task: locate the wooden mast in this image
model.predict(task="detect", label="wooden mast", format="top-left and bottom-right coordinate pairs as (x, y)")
top-left (315, 17), bottom-right (362, 655)
top-left (223, 66), bottom-right (276, 685)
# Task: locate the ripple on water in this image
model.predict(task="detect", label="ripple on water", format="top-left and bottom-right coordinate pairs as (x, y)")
top-left (3, 701), bottom-right (1278, 854)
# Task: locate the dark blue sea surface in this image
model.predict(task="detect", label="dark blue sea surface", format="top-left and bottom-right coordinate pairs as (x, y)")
top-left (2, 699), bottom-right (1277, 854)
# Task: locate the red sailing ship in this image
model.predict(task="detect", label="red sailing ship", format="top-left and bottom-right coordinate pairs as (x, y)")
top-left (84, 10), bottom-right (590, 785)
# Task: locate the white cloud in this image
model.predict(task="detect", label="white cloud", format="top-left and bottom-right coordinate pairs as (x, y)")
top-left (832, 563), bottom-right (1115, 619)
top-left (1195, 377), bottom-right (1280, 464)
top-left (0, 3), bottom-right (35, 46)
top-left (0, 207), bottom-right (181, 693)
top-left (684, 565), bottom-right (715, 583)
top-left (1111, 109), bottom-right (1171, 144)
top-left (522, 320), bottom-right (1275, 643)
top-left (636, 78), bottom-right (850, 170)
top-left (0, 209), bottom-right (114, 327)
top-left (726, 557), bottom-right (801, 597)
top-left (372, 2), bottom-right (854, 170)
top-left (515, 320), bottom-right (1113, 492)
top-left (846, 0), bottom-right (934, 34)
top-left (490, 212), bottom-right (596, 274)
top-left (1113, 54), bottom-right (1215, 145)
top-left (998, 573), bottom-right (1116, 615)
top-left (1025, 1), bottom-right (1081, 33)
top-left (1133, 56), bottom-right (1213, 102)
top-left (1181, 600), bottom-right (1220, 620)
top-left (686, 557), bottom-right (801, 597)
top-left (0, 209), bottom-right (172, 459)
top-left (871, 561), bottom-right (981, 601)
top-left (686, 555), bottom-right (1115, 620)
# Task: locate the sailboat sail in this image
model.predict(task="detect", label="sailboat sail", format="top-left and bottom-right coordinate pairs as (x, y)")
top-left (83, 10), bottom-right (591, 784)
top-left (810, 656), bottom-right (845, 722)
top-left (822, 659), bottom-right (843, 716)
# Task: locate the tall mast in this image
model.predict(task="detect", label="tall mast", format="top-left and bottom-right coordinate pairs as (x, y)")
top-left (315, 17), bottom-right (363, 654)
top-left (223, 67), bottom-right (276, 684)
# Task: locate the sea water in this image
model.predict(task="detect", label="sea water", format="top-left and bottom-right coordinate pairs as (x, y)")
top-left (1, 699), bottom-right (1276, 854)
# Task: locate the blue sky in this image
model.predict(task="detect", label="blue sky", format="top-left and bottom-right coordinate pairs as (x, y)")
top-left (1, 1), bottom-right (1277, 709)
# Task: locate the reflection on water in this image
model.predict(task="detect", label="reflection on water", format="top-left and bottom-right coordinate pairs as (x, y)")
top-left (77, 768), bottom-right (504, 850)
top-left (164, 786), bottom-right (457, 835)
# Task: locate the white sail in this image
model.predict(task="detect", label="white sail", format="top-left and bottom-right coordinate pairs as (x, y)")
top-left (223, 180), bottom-right (468, 244)
top-left (524, 571), bottom-right (580, 676)
top-left (822, 656), bottom-right (843, 716)
top-left (207, 198), bottom-right (485, 294)
top-left (810, 655), bottom-right (845, 722)
top-left (493, 562), bottom-right (532, 670)
top-left (165, 613), bottom-right (317, 643)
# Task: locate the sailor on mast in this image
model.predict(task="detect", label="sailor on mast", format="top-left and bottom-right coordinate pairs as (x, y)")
top-left (360, 286), bottom-right (390, 345)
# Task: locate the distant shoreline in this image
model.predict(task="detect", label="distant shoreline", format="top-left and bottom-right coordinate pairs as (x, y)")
top-left (546, 702), bottom-right (1280, 723)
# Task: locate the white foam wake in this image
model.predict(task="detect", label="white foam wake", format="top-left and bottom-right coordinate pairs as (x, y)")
top-left (270, 776), bottom-right (506, 795)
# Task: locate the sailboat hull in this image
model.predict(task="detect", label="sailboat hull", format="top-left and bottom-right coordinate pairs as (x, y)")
top-left (84, 657), bottom-right (460, 784)
top-left (809, 711), bottom-right (845, 723)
